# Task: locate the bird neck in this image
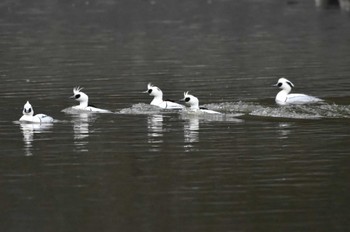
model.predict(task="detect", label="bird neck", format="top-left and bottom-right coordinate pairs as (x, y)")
top-left (151, 95), bottom-right (163, 105)
top-left (79, 100), bottom-right (88, 107)
top-left (279, 88), bottom-right (291, 95)
top-left (190, 104), bottom-right (199, 110)
top-left (276, 89), bottom-right (289, 103)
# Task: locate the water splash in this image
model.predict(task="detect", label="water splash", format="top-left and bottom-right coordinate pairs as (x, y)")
top-left (117, 101), bottom-right (350, 120)
top-left (205, 101), bottom-right (350, 119)
top-left (61, 107), bottom-right (112, 114)
top-left (118, 103), bottom-right (179, 115)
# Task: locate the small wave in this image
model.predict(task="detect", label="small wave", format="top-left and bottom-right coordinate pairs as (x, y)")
top-left (204, 101), bottom-right (350, 119)
top-left (250, 106), bottom-right (322, 119)
top-left (61, 107), bottom-right (111, 114)
top-left (116, 101), bottom-right (350, 120)
top-left (180, 111), bottom-right (244, 123)
top-left (117, 103), bottom-right (179, 115)
top-left (204, 101), bottom-right (260, 114)
top-left (62, 107), bottom-right (87, 114)
top-left (250, 104), bottom-right (350, 119)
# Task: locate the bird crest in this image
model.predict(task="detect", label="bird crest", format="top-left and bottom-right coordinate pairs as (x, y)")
top-left (279, 78), bottom-right (294, 88)
top-left (24, 101), bottom-right (31, 108)
top-left (73, 86), bottom-right (84, 94)
top-left (147, 83), bottom-right (154, 89)
top-left (286, 80), bottom-right (294, 88)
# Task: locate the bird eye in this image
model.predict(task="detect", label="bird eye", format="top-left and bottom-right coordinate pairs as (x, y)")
top-left (277, 83), bottom-right (282, 87)
top-left (28, 108), bottom-right (31, 113)
top-left (148, 89), bottom-right (152, 94)
top-left (75, 94), bottom-right (81, 99)
top-left (185, 97), bottom-right (190, 102)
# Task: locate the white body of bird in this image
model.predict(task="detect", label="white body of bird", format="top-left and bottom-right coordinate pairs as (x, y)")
top-left (19, 101), bottom-right (54, 123)
top-left (145, 83), bottom-right (184, 109)
top-left (274, 78), bottom-right (323, 105)
top-left (181, 91), bottom-right (221, 114)
top-left (69, 87), bottom-right (112, 113)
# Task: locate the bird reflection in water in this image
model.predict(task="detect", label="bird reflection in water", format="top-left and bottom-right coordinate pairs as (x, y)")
top-left (147, 114), bottom-right (164, 152)
top-left (182, 114), bottom-right (200, 152)
top-left (181, 113), bottom-right (243, 152)
top-left (20, 123), bottom-right (53, 156)
top-left (71, 113), bottom-right (97, 152)
top-left (277, 122), bottom-right (293, 140)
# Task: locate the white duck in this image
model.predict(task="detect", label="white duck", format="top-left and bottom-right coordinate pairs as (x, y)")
top-left (144, 83), bottom-right (184, 109)
top-left (19, 101), bottom-right (54, 123)
top-left (70, 87), bottom-right (111, 113)
top-left (274, 78), bottom-right (323, 105)
top-left (181, 91), bottom-right (221, 114)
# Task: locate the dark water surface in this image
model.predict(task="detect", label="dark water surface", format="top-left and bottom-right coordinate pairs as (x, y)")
top-left (1, 0), bottom-right (350, 231)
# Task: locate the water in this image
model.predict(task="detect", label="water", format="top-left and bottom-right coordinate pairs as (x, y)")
top-left (1, 0), bottom-right (350, 231)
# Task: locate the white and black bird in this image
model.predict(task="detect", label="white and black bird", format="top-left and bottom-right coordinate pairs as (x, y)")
top-left (19, 101), bottom-right (54, 123)
top-left (274, 78), bottom-right (323, 105)
top-left (69, 87), bottom-right (111, 113)
top-left (144, 83), bottom-right (184, 109)
top-left (181, 91), bottom-right (221, 114)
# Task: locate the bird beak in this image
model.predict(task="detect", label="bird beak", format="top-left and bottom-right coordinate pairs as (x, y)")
top-left (179, 98), bottom-right (185, 102)
top-left (272, 83), bottom-right (278, 87)
top-left (69, 95), bottom-right (75, 99)
top-left (142, 90), bottom-right (149, 93)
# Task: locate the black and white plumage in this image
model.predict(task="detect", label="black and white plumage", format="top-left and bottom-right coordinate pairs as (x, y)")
top-left (19, 101), bottom-right (54, 123)
top-left (274, 78), bottom-right (323, 105)
top-left (144, 83), bottom-right (184, 110)
top-left (69, 87), bottom-right (111, 113)
top-left (181, 91), bottom-right (221, 114)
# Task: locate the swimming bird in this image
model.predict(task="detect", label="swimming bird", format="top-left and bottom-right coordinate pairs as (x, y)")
top-left (19, 101), bottom-right (54, 123)
top-left (181, 91), bottom-right (221, 114)
top-left (274, 78), bottom-right (323, 105)
top-left (69, 87), bottom-right (112, 113)
top-left (144, 83), bottom-right (184, 109)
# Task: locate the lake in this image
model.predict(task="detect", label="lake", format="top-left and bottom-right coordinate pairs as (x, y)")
top-left (1, 0), bottom-right (350, 231)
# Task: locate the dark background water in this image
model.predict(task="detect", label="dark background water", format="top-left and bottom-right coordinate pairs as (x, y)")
top-left (1, 0), bottom-right (350, 231)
